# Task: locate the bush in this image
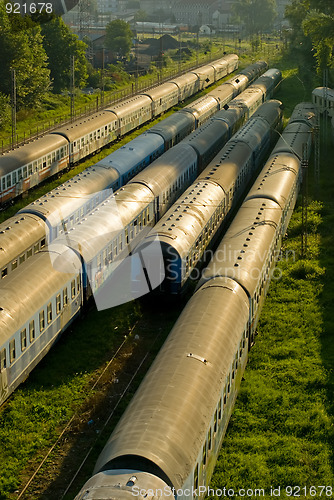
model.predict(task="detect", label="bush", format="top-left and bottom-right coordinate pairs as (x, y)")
top-left (0, 93), bottom-right (10, 130)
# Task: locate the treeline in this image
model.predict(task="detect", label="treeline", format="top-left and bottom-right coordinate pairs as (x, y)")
top-left (0, 4), bottom-right (93, 118)
top-left (285, 0), bottom-right (334, 74)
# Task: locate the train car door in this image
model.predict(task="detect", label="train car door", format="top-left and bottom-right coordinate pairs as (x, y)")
top-left (0, 367), bottom-right (8, 406)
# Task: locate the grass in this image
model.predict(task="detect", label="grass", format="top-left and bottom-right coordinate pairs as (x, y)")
top-left (207, 67), bottom-right (334, 500)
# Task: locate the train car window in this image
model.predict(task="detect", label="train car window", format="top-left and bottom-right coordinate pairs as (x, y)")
top-left (125, 228), bottom-right (129, 244)
top-left (41, 238), bottom-right (46, 248)
top-left (6, 175), bottom-right (11, 188)
top-left (18, 169), bottom-right (23, 181)
top-left (0, 349), bottom-right (6, 370)
top-left (20, 329), bottom-right (27, 351)
top-left (47, 303), bottom-right (52, 324)
top-left (147, 207), bottom-right (150, 222)
top-left (11, 260), bottom-right (18, 271)
top-left (23, 166), bottom-right (28, 178)
top-left (218, 398), bottom-right (222, 420)
top-left (63, 287), bottom-right (68, 306)
top-left (194, 464), bottom-right (199, 492)
top-left (214, 410), bottom-right (218, 433)
top-left (208, 427), bottom-right (212, 450)
top-left (34, 243), bottom-right (39, 253)
top-left (52, 152), bottom-right (56, 162)
top-left (47, 154), bottom-right (51, 166)
top-left (39, 310), bottom-right (45, 332)
top-left (19, 254), bottom-right (25, 265)
top-left (71, 280), bottom-right (76, 299)
top-left (1, 268), bottom-right (7, 278)
top-left (56, 294), bottom-right (61, 314)
top-left (119, 235), bottom-right (123, 251)
top-left (114, 240), bottom-right (118, 257)
top-left (9, 340), bottom-right (16, 363)
top-left (202, 443), bottom-right (207, 466)
top-left (12, 171), bottom-right (17, 184)
top-left (1, 178), bottom-right (5, 191)
top-left (38, 159), bottom-right (42, 171)
top-left (29, 321), bottom-right (35, 342)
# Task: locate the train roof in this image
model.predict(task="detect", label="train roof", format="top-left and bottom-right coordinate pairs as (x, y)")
top-left (181, 118), bottom-right (229, 156)
top-left (0, 247), bottom-right (79, 343)
top-left (199, 198), bottom-right (282, 298)
top-left (128, 143), bottom-right (197, 197)
top-left (143, 180), bottom-right (223, 258)
top-left (18, 166), bottom-right (119, 224)
top-left (142, 82), bottom-right (178, 101)
top-left (148, 112), bottom-right (195, 143)
top-left (245, 152), bottom-right (300, 209)
top-left (52, 111), bottom-right (117, 142)
top-left (94, 133), bottom-right (164, 174)
top-left (272, 121), bottom-right (313, 159)
top-left (54, 183), bottom-right (154, 264)
top-left (181, 94), bottom-right (219, 119)
top-left (312, 87), bottom-right (334, 100)
top-left (0, 214), bottom-right (46, 271)
top-left (289, 102), bottom-right (316, 127)
top-left (93, 276), bottom-right (249, 488)
top-left (0, 134), bottom-right (68, 177)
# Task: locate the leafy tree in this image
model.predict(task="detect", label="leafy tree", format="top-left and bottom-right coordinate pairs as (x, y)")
top-left (303, 10), bottom-right (334, 73)
top-left (0, 3), bottom-right (50, 107)
top-left (285, 0), bottom-right (334, 74)
top-left (105, 20), bottom-right (133, 59)
top-left (134, 9), bottom-right (148, 22)
top-left (0, 93), bottom-right (10, 129)
top-left (233, 0), bottom-right (277, 34)
top-left (40, 16), bottom-right (88, 92)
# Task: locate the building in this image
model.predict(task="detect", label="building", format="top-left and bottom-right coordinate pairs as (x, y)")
top-left (172, 0), bottom-right (219, 27)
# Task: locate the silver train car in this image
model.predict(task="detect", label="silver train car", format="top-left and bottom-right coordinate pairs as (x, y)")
top-left (0, 69), bottom-right (275, 406)
top-left (312, 86), bottom-right (334, 117)
top-left (0, 55), bottom-right (239, 205)
top-left (73, 103), bottom-right (316, 500)
top-left (0, 61), bottom-right (269, 282)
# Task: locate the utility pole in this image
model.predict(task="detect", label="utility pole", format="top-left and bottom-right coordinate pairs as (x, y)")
top-left (101, 47), bottom-right (105, 107)
top-left (70, 56), bottom-right (75, 122)
top-left (11, 68), bottom-right (16, 148)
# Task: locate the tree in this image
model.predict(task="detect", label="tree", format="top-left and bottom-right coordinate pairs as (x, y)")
top-left (40, 16), bottom-right (88, 92)
top-left (285, 0), bottom-right (334, 74)
top-left (0, 3), bottom-right (50, 108)
top-left (105, 20), bottom-right (133, 59)
top-left (303, 10), bottom-right (334, 73)
top-left (233, 0), bottom-right (277, 34)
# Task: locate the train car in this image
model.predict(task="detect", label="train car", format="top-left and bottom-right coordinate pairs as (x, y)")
top-left (136, 100), bottom-right (283, 293)
top-left (52, 111), bottom-right (119, 164)
top-left (0, 134), bottom-right (69, 204)
top-left (73, 104), bottom-right (315, 500)
top-left (312, 86), bottom-right (334, 117)
top-left (0, 245), bottom-right (82, 407)
top-left (0, 55), bottom-right (239, 206)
